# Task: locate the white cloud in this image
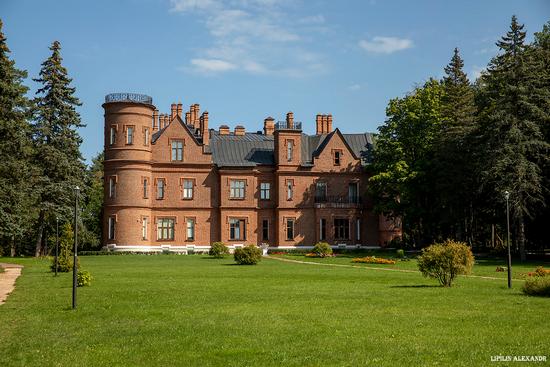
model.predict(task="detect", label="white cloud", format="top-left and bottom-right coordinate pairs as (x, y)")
top-left (348, 83), bottom-right (361, 91)
top-left (358, 36), bottom-right (413, 54)
top-left (171, 0), bottom-right (328, 77)
top-left (189, 58), bottom-right (237, 73)
top-left (470, 65), bottom-right (484, 81)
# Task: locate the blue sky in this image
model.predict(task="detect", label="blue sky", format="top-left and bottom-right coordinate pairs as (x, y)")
top-left (2, 0), bottom-right (549, 163)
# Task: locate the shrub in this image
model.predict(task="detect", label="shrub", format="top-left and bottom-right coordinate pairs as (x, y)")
top-left (77, 270), bottom-right (92, 287)
top-left (209, 242), bottom-right (229, 258)
top-left (50, 223), bottom-right (80, 273)
top-left (352, 256), bottom-right (396, 265)
top-left (522, 276), bottom-right (550, 297)
top-left (396, 249), bottom-right (405, 259)
top-left (312, 242), bottom-right (333, 258)
top-left (534, 266), bottom-right (550, 277)
top-left (234, 245), bottom-right (262, 265)
top-left (417, 240), bottom-right (474, 287)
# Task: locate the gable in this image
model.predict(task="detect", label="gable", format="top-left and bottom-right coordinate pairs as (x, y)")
top-left (311, 129), bottom-right (361, 170)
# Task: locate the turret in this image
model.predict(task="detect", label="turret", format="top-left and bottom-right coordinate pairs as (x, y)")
top-left (274, 111), bottom-right (302, 166)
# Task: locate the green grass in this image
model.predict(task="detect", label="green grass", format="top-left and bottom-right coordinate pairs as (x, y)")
top-left (0, 254), bottom-right (549, 366)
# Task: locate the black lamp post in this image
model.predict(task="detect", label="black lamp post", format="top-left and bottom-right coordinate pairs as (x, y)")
top-left (55, 216), bottom-right (59, 277)
top-left (505, 190), bottom-right (512, 289)
top-left (72, 186), bottom-right (79, 309)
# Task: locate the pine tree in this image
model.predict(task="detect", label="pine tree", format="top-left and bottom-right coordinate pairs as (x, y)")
top-left (0, 19), bottom-right (36, 256)
top-left (477, 16), bottom-right (549, 260)
top-left (32, 41), bottom-right (86, 257)
top-left (434, 48), bottom-right (477, 244)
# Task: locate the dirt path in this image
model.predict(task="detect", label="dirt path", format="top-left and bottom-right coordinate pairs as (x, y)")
top-left (265, 256), bottom-right (525, 282)
top-left (0, 263), bottom-right (23, 305)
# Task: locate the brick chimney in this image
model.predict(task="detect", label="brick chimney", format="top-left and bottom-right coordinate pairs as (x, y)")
top-left (153, 109), bottom-right (159, 131)
top-left (185, 111), bottom-right (191, 125)
top-left (192, 104), bottom-right (200, 126)
top-left (286, 112), bottom-right (294, 129)
top-left (235, 125), bottom-right (245, 136)
top-left (264, 117), bottom-right (275, 135)
top-left (315, 114), bottom-right (323, 135)
top-left (219, 125), bottom-right (230, 135)
top-left (171, 103), bottom-right (177, 120)
top-left (176, 102), bottom-right (183, 118)
top-left (327, 114), bottom-right (333, 132)
top-left (163, 114), bottom-right (169, 128)
top-left (200, 111), bottom-right (209, 145)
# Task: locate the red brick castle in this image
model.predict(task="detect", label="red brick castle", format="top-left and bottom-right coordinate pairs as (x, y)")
top-left (103, 93), bottom-right (400, 252)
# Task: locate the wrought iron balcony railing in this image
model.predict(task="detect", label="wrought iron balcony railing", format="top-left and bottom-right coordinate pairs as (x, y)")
top-left (105, 93), bottom-right (153, 105)
top-left (314, 195), bottom-right (362, 208)
top-left (275, 121), bottom-right (302, 130)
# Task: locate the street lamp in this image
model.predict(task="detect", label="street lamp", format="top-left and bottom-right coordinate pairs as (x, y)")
top-left (504, 190), bottom-right (512, 289)
top-left (72, 186), bottom-right (79, 309)
top-left (55, 216), bottom-right (59, 277)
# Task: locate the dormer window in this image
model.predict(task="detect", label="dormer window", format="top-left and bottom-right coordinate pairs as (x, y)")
top-left (333, 150), bottom-right (342, 166)
top-left (171, 140), bottom-right (183, 161)
top-left (287, 140), bottom-right (294, 162)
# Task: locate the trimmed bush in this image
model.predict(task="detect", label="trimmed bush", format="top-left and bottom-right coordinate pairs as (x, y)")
top-left (209, 242), bottom-right (229, 258)
top-left (522, 276), bottom-right (550, 297)
top-left (312, 242), bottom-right (332, 258)
top-left (234, 245), bottom-right (262, 265)
top-left (77, 270), bottom-right (93, 287)
top-left (396, 249), bottom-right (405, 259)
top-left (417, 240), bottom-right (474, 287)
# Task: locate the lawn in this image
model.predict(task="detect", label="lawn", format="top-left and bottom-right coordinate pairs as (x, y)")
top-left (0, 254), bottom-right (549, 366)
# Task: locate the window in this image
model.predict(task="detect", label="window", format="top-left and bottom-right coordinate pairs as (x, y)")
top-left (108, 217), bottom-right (116, 240)
top-left (286, 180), bottom-right (293, 200)
top-left (260, 182), bottom-right (270, 200)
top-left (186, 218), bottom-right (195, 241)
top-left (230, 179), bottom-right (245, 199)
top-left (315, 181), bottom-right (327, 201)
top-left (287, 140), bottom-right (294, 161)
top-left (142, 217), bottom-right (148, 240)
top-left (157, 218), bottom-right (175, 240)
top-left (171, 140), bottom-right (183, 161)
top-left (229, 218), bottom-right (246, 240)
top-left (286, 218), bottom-right (295, 240)
top-left (334, 150), bottom-right (341, 165)
top-left (262, 219), bottom-right (269, 241)
top-left (334, 218), bottom-right (350, 240)
top-left (157, 179), bottom-right (165, 199)
top-left (109, 177), bottom-right (116, 198)
top-left (356, 218), bottom-right (361, 241)
top-left (320, 218), bottom-right (326, 241)
top-left (110, 126), bottom-right (116, 145)
top-left (182, 179), bottom-right (194, 199)
top-left (126, 126), bottom-right (134, 144)
top-left (144, 128), bottom-right (150, 146)
top-left (348, 182), bottom-right (358, 203)
top-left (143, 178), bottom-right (149, 198)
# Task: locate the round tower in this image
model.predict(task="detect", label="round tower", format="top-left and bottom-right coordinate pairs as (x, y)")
top-left (103, 93), bottom-right (155, 250)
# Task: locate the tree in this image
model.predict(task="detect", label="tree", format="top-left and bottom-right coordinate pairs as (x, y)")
top-left (0, 20), bottom-right (36, 256)
top-left (369, 79), bottom-right (444, 246)
top-left (80, 152), bottom-right (103, 250)
top-left (434, 48), bottom-right (478, 244)
top-left (49, 222), bottom-right (79, 272)
top-left (32, 41), bottom-right (86, 257)
top-left (476, 16), bottom-right (549, 260)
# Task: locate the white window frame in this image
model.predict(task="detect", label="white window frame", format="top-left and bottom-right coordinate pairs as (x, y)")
top-left (157, 218), bottom-right (175, 240)
top-left (171, 140), bottom-right (183, 161)
top-left (157, 179), bottom-right (165, 199)
top-left (126, 126), bottom-right (134, 144)
top-left (142, 217), bottom-right (148, 240)
top-left (110, 126), bottom-right (116, 145)
top-left (260, 182), bottom-right (270, 200)
top-left (287, 140), bottom-right (294, 162)
top-left (230, 180), bottom-right (245, 199)
top-left (183, 179), bottom-right (194, 199)
top-left (109, 177), bottom-right (116, 198)
top-left (286, 180), bottom-right (293, 200)
top-left (144, 128), bottom-right (150, 146)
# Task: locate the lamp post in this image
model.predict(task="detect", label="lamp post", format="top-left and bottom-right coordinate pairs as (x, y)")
top-left (505, 190), bottom-right (512, 289)
top-left (72, 186), bottom-right (79, 309)
top-left (55, 216), bottom-right (59, 277)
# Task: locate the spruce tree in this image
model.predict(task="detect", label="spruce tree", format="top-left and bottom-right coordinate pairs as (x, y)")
top-left (435, 48), bottom-right (477, 244)
top-left (0, 20), bottom-right (35, 256)
top-left (477, 16), bottom-right (548, 260)
top-left (32, 41), bottom-right (86, 257)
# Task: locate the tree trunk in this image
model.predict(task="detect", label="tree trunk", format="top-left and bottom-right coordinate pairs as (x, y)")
top-left (518, 216), bottom-right (526, 262)
top-left (10, 236), bottom-right (16, 257)
top-left (35, 210), bottom-right (45, 257)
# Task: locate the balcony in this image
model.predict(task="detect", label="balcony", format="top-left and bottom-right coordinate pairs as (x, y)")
top-left (105, 93), bottom-right (153, 105)
top-left (275, 121), bottom-right (302, 130)
top-left (314, 195), bottom-right (362, 208)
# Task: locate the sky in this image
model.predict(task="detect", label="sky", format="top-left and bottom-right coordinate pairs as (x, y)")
top-left (2, 0), bottom-right (549, 163)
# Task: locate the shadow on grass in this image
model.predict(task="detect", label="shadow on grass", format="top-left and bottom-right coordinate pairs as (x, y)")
top-left (390, 285), bottom-right (441, 288)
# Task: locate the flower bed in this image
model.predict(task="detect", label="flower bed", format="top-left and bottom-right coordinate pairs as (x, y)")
top-left (352, 256), bottom-right (396, 265)
top-left (527, 266), bottom-right (550, 277)
top-left (305, 252), bottom-right (336, 258)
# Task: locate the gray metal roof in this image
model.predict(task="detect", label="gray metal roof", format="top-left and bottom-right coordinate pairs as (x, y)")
top-left (209, 129), bottom-right (374, 167)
